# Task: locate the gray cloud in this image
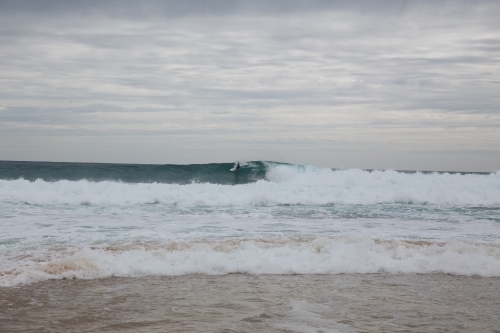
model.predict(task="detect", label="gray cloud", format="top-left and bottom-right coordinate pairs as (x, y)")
top-left (0, 0), bottom-right (499, 170)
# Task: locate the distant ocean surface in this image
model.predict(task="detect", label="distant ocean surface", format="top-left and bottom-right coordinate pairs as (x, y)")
top-left (1, 160), bottom-right (500, 286)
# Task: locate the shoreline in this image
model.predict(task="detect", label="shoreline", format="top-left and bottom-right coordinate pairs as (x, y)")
top-left (2, 273), bottom-right (499, 332)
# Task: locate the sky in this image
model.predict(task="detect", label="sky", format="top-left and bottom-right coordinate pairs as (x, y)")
top-left (0, 0), bottom-right (499, 171)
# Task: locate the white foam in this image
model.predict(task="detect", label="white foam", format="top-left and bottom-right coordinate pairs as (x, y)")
top-left (0, 165), bottom-right (500, 206)
top-left (0, 166), bottom-right (499, 206)
top-left (267, 164), bottom-right (500, 205)
top-left (274, 300), bottom-right (356, 333)
top-left (2, 236), bottom-right (500, 286)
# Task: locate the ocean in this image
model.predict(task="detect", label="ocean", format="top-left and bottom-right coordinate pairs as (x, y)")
top-left (1, 160), bottom-right (499, 332)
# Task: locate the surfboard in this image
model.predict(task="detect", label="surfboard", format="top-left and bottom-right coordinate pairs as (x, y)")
top-left (230, 167), bottom-right (237, 172)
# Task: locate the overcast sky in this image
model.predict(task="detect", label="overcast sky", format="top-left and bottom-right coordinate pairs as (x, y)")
top-left (0, 0), bottom-right (499, 171)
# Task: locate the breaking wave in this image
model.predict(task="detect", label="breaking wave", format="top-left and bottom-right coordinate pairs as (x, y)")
top-left (2, 236), bottom-right (500, 286)
top-left (0, 163), bottom-right (499, 206)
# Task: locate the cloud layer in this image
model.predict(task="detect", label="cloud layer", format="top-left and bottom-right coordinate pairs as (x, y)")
top-left (0, 1), bottom-right (499, 170)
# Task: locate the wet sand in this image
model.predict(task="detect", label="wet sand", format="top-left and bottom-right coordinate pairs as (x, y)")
top-left (1, 274), bottom-right (499, 333)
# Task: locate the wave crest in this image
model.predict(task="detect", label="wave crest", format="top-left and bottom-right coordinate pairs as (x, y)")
top-left (0, 165), bottom-right (499, 206)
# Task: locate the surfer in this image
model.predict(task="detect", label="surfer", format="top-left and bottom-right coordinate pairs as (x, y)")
top-left (230, 161), bottom-right (241, 171)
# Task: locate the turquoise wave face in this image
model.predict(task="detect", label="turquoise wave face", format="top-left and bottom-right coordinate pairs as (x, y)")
top-left (0, 161), bottom-right (269, 184)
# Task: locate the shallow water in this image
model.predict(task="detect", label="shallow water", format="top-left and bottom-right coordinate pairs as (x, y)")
top-left (2, 274), bottom-right (499, 333)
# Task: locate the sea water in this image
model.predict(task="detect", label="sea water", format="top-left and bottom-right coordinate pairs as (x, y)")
top-left (1, 160), bottom-right (499, 285)
top-left (1, 161), bottom-right (500, 332)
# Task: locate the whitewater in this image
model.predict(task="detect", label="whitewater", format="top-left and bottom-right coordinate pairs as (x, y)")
top-left (1, 161), bottom-right (499, 286)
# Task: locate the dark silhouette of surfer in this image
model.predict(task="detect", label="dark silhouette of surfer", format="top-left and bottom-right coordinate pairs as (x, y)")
top-left (234, 161), bottom-right (240, 170)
